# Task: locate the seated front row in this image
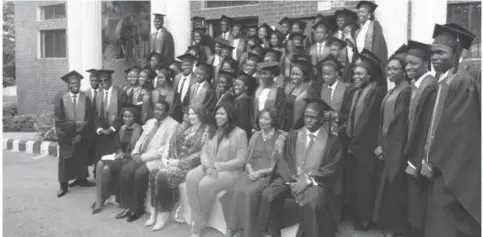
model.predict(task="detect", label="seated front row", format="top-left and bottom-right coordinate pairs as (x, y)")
top-left (91, 99), bottom-right (342, 237)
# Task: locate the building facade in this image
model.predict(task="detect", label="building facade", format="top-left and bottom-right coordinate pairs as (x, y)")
top-left (14, 0), bottom-right (481, 114)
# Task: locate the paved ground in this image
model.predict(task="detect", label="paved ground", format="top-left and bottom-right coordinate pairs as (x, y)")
top-left (3, 151), bottom-right (382, 237)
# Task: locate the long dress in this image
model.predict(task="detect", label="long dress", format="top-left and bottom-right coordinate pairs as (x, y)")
top-left (221, 130), bottom-right (286, 237)
top-left (149, 123), bottom-right (214, 211)
top-left (373, 84), bottom-right (411, 235)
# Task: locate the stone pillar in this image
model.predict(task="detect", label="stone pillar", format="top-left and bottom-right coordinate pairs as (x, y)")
top-left (66, 0), bottom-right (83, 85)
top-left (375, 0), bottom-right (409, 90)
top-left (80, 1), bottom-right (103, 90)
top-left (411, 0), bottom-right (447, 43)
top-left (151, 0), bottom-right (191, 57)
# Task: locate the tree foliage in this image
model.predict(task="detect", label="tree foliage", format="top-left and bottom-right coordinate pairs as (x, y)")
top-left (3, 1), bottom-right (15, 87)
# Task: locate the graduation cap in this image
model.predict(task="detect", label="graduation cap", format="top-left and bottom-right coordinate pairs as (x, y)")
top-left (292, 45), bottom-right (307, 56)
top-left (292, 19), bottom-right (307, 31)
top-left (97, 69), bottom-right (115, 78)
top-left (313, 13), bottom-right (325, 23)
top-left (407, 40), bottom-right (432, 70)
top-left (220, 15), bottom-right (233, 24)
top-left (356, 1), bottom-right (378, 12)
top-left (258, 61), bottom-right (281, 73)
top-left (278, 16), bottom-right (292, 26)
top-left (327, 37), bottom-right (347, 49)
top-left (393, 44), bottom-right (409, 56)
top-left (289, 32), bottom-right (307, 42)
top-left (312, 16), bottom-right (337, 33)
top-left (291, 57), bottom-right (314, 75)
top-left (177, 53), bottom-right (197, 63)
top-left (317, 54), bottom-right (344, 71)
top-left (264, 48), bottom-right (283, 62)
top-left (339, 8), bottom-right (358, 24)
top-left (358, 49), bottom-right (384, 76)
top-left (192, 26), bottom-right (207, 34)
top-left (153, 13), bottom-right (166, 19)
top-left (195, 62), bottom-right (214, 76)
top-left (218, 70), bottom-right (236, 81)
top-left (61, 70), bottom-right (84, 83)
top-left (246, 36), bottom-right (262, 46)
top-left (247, 52), bottom-right (263, 63)
top-left (251, 45), bottom-right (266, 58)
top-left (236, 72), bottom-right (257, 95)
top-left (258, 23), bottom-right (274, 36)
top-left (304, 98), bottom-right (334, 112)
top-left (124, 65), bottom-right (142, 74)
top-left (86, 69), bottom-right (98, 74)
top-left (191, 16), bottom-right (205, 22)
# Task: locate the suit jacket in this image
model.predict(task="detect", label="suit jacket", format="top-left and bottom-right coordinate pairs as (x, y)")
top-left (149, 28), bottom-right (175, 68)
top-left (309, 42), bottom-right (331, 66)
top-left (188, 81), bottom-right (216, 112)
top-left (173, 73), bottom-right (197, 110)
top-left (231, 37), bottom-right (245, 61)
top-left (200, 126), bottom-right (248, 172)
top-left (131, 117), bottom-right (179, 170)
top-left (216, 32), bottom-right (235, 45)
top-left (320, 80), bottom-right (347, 113)
top-left (94, 86), bottom-right (126, 132)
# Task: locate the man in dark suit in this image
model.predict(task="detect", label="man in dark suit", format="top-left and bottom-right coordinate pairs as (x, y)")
top-left (217, 15), bottom-right (234, 45)
top-left (308, 19), bottom-right (333, 66)
top-left (231, 23), bottom-right (245, 61)
top-left (188, 62), bottom-right (217, 124)
top-left (173, 53), bottom-right (197, 121)
top-left (149, 13), bottom-right (175, 68)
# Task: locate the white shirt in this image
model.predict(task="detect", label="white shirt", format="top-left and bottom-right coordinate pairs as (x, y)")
top-left (153, 69), bottom-right (160, 88)
top-left (222, 32), bottom-right (229, 40)
top-left (91, 88), bottom-right (99, 98)
top-left (306, 128), bottom-right (320, 147)
top-left (356, 20), bottom-right (371, 53)
top-left (336, 30), bottom-right (344, 39)
top-left (258, 88), bottom-right (271, 111)
top-left (103, 86), bottom-right (113, 108)
top-left (213, 55), bottom-right (221, 67)
top-left (155, 28), bottom-right (164, 40)
top-left (412, 71), bottom-right (432, 99)
top-left (347, 45), bottom-right (354, 63)
top-left (438, 69), bottom-right (450, 83)
top-left (178, 74), bottom-right (191, 101)
top-left (316, 42), bottom-right (326, 56)
top-left (194, 81), bottom-right (206, 98)
top-left (232, 38), bottom-right (240, 59)
top-left (70, 92), bottom-right (78, 107)
top-left (327, 80), bottom-right (339, 101)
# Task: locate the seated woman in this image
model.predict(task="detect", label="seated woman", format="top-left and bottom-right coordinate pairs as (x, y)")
top-left (222, 109), bottom-right (286, 237)
top-left (145, 104), bottom-right (214, 231)
top-left (186, 103), bottom-right (248, 237)
top-left (92, 104), bottom-right (143, 214)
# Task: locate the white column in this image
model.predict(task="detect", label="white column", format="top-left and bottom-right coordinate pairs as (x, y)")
top-left (151, 0), bottom-right (191, 57)
top-left (375, 0), bottom-right (409, 90)
top-left (411, 0), bottom-right (447, 44)
top-left (80, 1), bottom-right (103, 90)
top-left (67, 0), bottom-right (83, 84)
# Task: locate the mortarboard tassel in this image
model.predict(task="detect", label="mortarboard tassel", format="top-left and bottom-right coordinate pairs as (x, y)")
top-left (453, 36), bottom-right (461, 74)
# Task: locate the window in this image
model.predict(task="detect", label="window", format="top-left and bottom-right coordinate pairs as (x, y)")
top-left (205, 1), bottom-right (258, 8)
top-left (41, 4), bottom-right (66, 20)
top-left (447, 2), bottom-right (481, 59)
top-left (40, 30), bottom-right (66, 58)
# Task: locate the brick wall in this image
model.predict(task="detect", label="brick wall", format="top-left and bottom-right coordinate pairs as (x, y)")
top-left (15, 1), bottom-right (68, 115)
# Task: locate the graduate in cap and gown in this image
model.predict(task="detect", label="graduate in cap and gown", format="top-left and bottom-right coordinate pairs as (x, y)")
top-left (242, 53), bottom-right (263, 85)
top-left (281, 57), bottom-right (312, 131)
top-left (290, 19), bottom-right (310, 48)
top-left (334, 9), bottom-right (351, 40)
top-left (257, 98), bottom-right (342, 237)
top-left (403, 40), bottom-right (437, 237)
top-left (55, 70), bottom-right (94, 197)
top-left (343, 51), bottom-right (386, 231)
top-left (217, 15), bottom-right (235, 44)
top-left (354, 1), bottom-right (388, 69)
top-left (147, 52), bottom-right (162, 89)
top-left (258, 23), bottom-right (274, 49)
top-left (191, 27), bottom-right (213, 63)
top-left (173, 53), bottom-right (197, 121)
top-left (245, 25), bottom-right (258, 38)
top-left (84, 69), bottom-right (102, 169)
top-left (421, 23), bottom-right (481, 237)
top-left (233, 72), bottom-right (256, 138)
top-left (263, 48), bottom-right (285, 88)
top-left (253, 61), bottom-right (286, 131)
top-left (150, 13), bottom-right (175, 68)
top-left (283, 44), bottom-right (307, 79)
top-left (135, 67), bottom-right (156, 124)
top-left (372, 47), bottom-right (412, 237)
top-left (215, 70), bottom-right (235, 107)
top-left (278, 17), bottom-right (292, 46)
top-left (239, 36), bottom-right (262, 71)
top-left (93, 69), bottom-right (126, 167)
top-left (191, 16), bottom-right (205, 29)
top-left (269, 30), bottom-right (286, 53)
top-left (213, 38), bottom-right (235, 84)
top-left (152, 67), bottom-right (181, 122)
top-left (231, 23), bottom-right (246, 61)
top-left (188, 62), bottom-right (217, 124)
top-left (327, 37), bottom-right (349, 68)
top-left (122, 66), bottom-right (142, 104)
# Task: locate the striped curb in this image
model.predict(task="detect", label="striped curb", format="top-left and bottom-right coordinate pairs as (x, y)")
top-left (3, 139), bottom-right (58, 158)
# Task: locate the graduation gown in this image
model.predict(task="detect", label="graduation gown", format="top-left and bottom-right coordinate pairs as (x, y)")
top-left (151, 88), bottom-right (181, 123)
top-left (135, 88), bottom-right (153, 125)
top-left (404, 74), bottom-right (437, 231)
top-left (252, 86), bottom-right (285, 131)
top-left (344, 81), bottom-right (385, 221)
top-left (263, 127), bottom-right (342, 237)
top-left (149, 28), bottom-right (175, 68)
top-left (281, 83), bottom-right (308, 131)
top-left (424, 70), bottom-right (481, 237)
top-left (234, 93), bottom-right (253, 138)
top-left (355, 20), bottom-right (388, 68)
top-left (83, 88), bottom-right (100, 166)
top-left (373, 85), bottom-right (412, 235)
top-left (188, 81), bottom-right (216, 124)
top-left (173, 73), bottom-right (196, 117)
top-left (215, 90), bottom-right (235, 107)
top-left (54, 92), bottom-right (92, 182)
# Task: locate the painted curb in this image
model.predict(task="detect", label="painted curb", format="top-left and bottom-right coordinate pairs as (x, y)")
top-left (3, 139), bottom-right (58, 158)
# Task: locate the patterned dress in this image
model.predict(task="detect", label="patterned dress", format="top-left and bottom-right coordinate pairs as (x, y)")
top-left (148, 122), bottom-right (213, 211)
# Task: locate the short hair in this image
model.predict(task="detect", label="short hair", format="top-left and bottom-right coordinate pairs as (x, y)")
top-left (155, 101), bottom-right (170, 112)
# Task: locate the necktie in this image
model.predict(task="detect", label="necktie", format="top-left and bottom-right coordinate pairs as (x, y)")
top-left (328, 86), bottom-right (333, 102)
top-left (194, 84), bottom-right (200, 98)
top-left (318, 44), bottom-right (323, 59)
top-left (179, 77), bottom-right (187, 97)
top-left (141, 121), bottom-right (161, 153)
top-left (72, 94), bottom-right (77, 121)
top-left (93, 90), bottom-right (98, 106)
top-left (306, 134), bottom-right (315, 150)
top-left (103, 91), bottom-right (109, 119)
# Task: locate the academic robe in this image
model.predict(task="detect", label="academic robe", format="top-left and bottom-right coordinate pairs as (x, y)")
top-left (252, 86), bottom-right (286, 131)
top-left (424, 70), bottom-right (481, 237)
top-left (215, 90), bottom-right (235, 108)
top-left (355, 20), bottom-right (388, 68)
top-left (149, 28), bottom-right (175, 68)
top-left (281, 83), bottom-right (309, 131)
top-left (173, 73), bottom-right (196, 118)
top-left (260, 127), bottom-right (342, 237)
top-left (344, 81), bottom-right (385, 221)
top-left (373, 85), bottom-right (412, 235)
top-left (233, 93), bottom-right (253, 139)
top-left (308, 42), bottom-right (331, 66)
top-left (151, 88), bottom-right (181, 122)
top-left (459, 60), bottom-right (481, 91)
top-left (187, 81), bottom-right (216, 124)
top-left (83, 88), bottom-right (100, 166)
top-left (404, 74), bottom-right (437, 232)
top-left (54, 92), bottom-right (92, 182)
top-left (93, 86), bottom-right (126, 163)
top-left (135, 88), bottom-right (153, 125)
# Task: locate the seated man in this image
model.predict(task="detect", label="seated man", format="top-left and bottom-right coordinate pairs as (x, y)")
top-left (256, 98), bottom-right (342, 237)
top-left (116, 101), bottom-right (179, 222)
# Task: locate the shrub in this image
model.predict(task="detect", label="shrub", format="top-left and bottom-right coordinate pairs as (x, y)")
top-left (3, 114), bottom-right (36, 132)
top-left (34, 112), bottom-right (57, 142)
top-left (3, 101), bottom-right (17, 117)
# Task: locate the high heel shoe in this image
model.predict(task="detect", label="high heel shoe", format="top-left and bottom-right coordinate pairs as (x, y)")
top-left (145, 212), bottom-right (157, 227)
top-left (152, 212), bottom-right (169, 231)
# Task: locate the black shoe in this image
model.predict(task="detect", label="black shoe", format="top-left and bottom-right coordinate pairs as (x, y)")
top-left (354, 220), bottom-right (375, 231)
top-left (57, 187), bottom-right (68, 198)
top-left (127, 212), bottom-right (143, 222)
top-left (92, 207), bottom-right (102, 215)
top-left (78, 179), bottom-right (96, 187)
top-left (91, 201), bottom-right (95, 210)
top-left (115, 209), bottom-right (130, 219)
